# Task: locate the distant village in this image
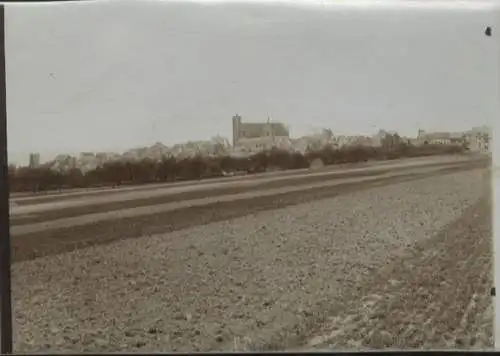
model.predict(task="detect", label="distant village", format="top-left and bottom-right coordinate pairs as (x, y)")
top-left (19, 114), bottom-right (491, 174)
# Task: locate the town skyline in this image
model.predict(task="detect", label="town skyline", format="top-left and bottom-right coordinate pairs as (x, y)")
top-left (9, 115), bottom-right (494, 164)
top-left (10, 120), bottom-right (488, 166)
top-left (6, 1), bottom-right (498, 164)
top-left (13, 120), bottom-right (491, 168)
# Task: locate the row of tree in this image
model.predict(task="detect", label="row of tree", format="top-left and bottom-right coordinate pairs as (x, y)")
top-left (9, 139), bottom-right (468, 193)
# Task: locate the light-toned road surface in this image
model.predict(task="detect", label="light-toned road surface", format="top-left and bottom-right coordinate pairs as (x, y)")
top-left (9, 163), bottom-right (470, 235)
top-left (10, 155), bottom-right (473, 206)
top-left (10, 156), bottom-right (491, 352)
top-left (9, 155), bottom-right (476, 215)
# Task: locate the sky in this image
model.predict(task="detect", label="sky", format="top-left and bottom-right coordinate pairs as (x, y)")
top-left (5, 0), bottom-right (500, 165)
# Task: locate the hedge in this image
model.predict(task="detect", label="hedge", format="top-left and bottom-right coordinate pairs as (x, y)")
top-left (8, 142), bottom-right (467, 193)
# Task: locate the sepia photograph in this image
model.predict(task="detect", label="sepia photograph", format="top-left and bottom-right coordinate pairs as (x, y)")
top-left (2, 0), bottom-right (497, 352)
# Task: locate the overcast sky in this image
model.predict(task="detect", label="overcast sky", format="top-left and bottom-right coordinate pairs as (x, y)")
top-left (5, 0), bottom-right (500, 164)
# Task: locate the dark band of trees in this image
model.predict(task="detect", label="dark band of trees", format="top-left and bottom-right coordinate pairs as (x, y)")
top-left (9, 140), bottom-right (470, 194)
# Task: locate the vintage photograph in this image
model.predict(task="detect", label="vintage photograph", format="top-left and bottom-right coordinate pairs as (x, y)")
top-left (4, 0), bottom-right (496, 352)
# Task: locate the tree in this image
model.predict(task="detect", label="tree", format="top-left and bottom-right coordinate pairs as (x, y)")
top-left (461, 134), bottom-right (470, 151)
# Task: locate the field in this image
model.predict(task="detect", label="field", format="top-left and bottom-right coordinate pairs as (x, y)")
top-left (9, 154), bottom-right (492, 352)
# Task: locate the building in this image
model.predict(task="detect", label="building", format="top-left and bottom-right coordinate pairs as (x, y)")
top-left (371, 129), bottom-right (394, 147)
top-left (77, 152), bottom-right (98, 173)
top-left (49, 154), bottom-right (74, 172)
top-left (234, 136), bottom-right (292, 154)
top-left (416, 130), bottom-right (464, 146)
top-left (333, 135), bottom-right (374, 148)
top-left (28, 153), bottom-right (40, 168)
top-left (416, 128), bottom-right (491, 150)
top-left (232, 114), bottom-right (290, 147)
top-left (417, 130), bottom-right (451, 145)
top-left (464, 127), bottom-right (491, 153)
